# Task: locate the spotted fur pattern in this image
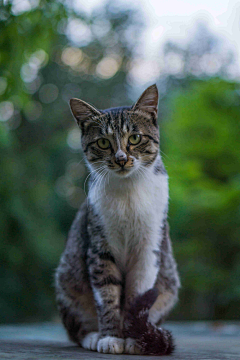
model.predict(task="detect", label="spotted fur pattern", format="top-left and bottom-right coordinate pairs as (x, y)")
top-left (55, 84), bottom-right (180, 355)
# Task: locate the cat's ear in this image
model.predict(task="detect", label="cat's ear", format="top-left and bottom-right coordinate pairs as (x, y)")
top-left (132, 84), bottom-right (158, 118)
top-left (69, 98), bottom-right (101, 129)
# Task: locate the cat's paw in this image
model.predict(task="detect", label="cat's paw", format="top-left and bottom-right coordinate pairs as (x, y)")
top-left (97, 336), bottom-right (125, 354)
top-left (124, 337), bottom-right (142, 354)
top-left (81, 332), bottom-right (100, 351)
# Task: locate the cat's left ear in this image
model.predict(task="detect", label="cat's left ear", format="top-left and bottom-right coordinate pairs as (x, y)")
top-left (132, 84), bottom-right (158, 119)
top-left (69, 98), bottom-right (101, 130)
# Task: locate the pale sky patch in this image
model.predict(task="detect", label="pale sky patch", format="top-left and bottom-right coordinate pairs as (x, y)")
top-left (72, 0), bottom-right (240, 84)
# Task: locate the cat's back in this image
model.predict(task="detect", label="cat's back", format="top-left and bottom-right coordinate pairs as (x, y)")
top-left (65, 199), bottom-right (89, 256)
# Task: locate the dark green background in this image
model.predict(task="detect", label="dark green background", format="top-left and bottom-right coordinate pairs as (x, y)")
top-left (0, 1), bottom-right (239, 323)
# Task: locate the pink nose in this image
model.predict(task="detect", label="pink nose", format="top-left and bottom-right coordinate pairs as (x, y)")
top-left (115, 149), bottom-right (127, 167)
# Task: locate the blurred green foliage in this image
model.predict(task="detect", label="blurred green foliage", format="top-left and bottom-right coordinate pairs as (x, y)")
top-left (0, 1), bottom-right (239, 323)
top-left (162, 79), bottom-right (240, 320)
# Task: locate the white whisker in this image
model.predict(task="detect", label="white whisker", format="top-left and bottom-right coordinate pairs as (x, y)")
top-left (92, 168), bottom-right (108, 202)
top-left (84, 165), bottom-right (106, 196)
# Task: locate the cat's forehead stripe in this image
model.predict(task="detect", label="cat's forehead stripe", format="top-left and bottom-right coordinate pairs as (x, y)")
top-left (122, 123), bottom-right (127, 133)
top-left (88, 109), bottom-right (157, 140)
top-left (102, 110), bottom-right (128, 135)
top-left (108, 126), bottom-right (113, 135)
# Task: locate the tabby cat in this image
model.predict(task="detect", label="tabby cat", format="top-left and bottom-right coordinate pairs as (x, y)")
top-left (55, 84), bottom-right (180, 355)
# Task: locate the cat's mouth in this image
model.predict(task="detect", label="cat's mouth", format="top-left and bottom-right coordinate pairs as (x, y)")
top-left (114, 166), bottom-right (134, 177)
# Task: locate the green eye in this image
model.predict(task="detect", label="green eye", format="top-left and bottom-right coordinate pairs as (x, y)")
top-left (97, 138), bottom-right (110, 149)
top-left (129, 134), bottom-right (141, 145)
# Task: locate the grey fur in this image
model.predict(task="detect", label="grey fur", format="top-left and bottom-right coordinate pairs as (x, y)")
top-left (55, 84), bottom-right (180, 354)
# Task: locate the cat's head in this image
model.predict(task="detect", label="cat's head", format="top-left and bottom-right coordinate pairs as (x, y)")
top-left (70, 84), bottom-right (159, 178)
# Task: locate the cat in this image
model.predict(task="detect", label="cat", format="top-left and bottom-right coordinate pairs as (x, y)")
top-left (55, 84), bottom-right (180, 355)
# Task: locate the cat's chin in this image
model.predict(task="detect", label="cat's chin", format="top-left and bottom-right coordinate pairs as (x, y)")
top-left (113, 167), bottom-right (135, 178)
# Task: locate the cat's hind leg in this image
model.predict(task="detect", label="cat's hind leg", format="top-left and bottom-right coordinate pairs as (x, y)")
top-left (59, 302), bottom-right (101, 351)
top-left (124, 338), bottom-right (142, 354)
top-left (148, 290), bottom-right (178, 325)
top-left (56, 265), bottom-right (99, 347)
top-left (57, 293), bottom-right (99, 346)
top-left (149, 220), bottom-right (180, 326)
top-left (81, 332), bottom-right (101, 351)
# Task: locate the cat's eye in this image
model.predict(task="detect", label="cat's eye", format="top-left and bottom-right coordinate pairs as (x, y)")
top-left (129, 134), bottom-right (141, 145)
top-left (97, 138), bottom-right (110, 149)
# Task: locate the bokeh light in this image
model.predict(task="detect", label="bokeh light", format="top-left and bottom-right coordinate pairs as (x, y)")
top-left (39, 84), bottom-right (59, 104)
top-left (67, 128), bottom-right (81, 150)
top-left (0, 101), bottom-right (14, 122)
top-left (96, 56), bottom-right (121, 79)
top-left (61, 47), bottom-right (83, 67)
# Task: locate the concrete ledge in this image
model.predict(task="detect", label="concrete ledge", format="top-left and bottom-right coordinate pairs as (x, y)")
top-left (0, 322), bottom-right (239, 359)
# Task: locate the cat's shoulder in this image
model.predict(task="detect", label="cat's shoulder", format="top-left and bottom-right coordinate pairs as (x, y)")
top-left (153, 157), bottom-right (168, 176)
top-left (66, 199), bottom-right (89, 249)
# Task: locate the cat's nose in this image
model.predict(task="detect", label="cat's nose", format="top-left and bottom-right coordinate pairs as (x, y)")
top-left (115, 149), bottom-right (127, 167)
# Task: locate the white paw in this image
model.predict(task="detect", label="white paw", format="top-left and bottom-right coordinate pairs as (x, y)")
top-left (97, 336), bottom-right (125, 354)
top-left (124, 337), bottom-right (142, 354)
top-left (81, 332), bottom-right (100, 351)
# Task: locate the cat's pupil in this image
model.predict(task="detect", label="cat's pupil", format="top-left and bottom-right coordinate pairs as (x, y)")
top-left (102, 140), bottom-right (106, 145)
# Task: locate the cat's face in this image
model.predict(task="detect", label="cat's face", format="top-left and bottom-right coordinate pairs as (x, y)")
top-left (70, 85), bottom-right (159, 178)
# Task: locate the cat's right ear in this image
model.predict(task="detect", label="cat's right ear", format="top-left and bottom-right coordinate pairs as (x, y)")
top-left (132, 84), bottom-right (158, 119)
top-left (69, 98), bottom-right (101, 130)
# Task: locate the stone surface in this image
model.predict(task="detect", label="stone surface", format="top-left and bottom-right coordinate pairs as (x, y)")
top-left (0, 322), bottom-right (240, 359)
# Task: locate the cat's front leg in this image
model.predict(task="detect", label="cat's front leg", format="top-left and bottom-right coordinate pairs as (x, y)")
top-left (87, 248), bottom-right (125, 354)
top-left (123, 244), bottom-right (159, 354)
top-left (125, 243), bottom-right (159, 308)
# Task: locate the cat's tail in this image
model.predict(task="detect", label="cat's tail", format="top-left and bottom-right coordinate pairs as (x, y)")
top-left (124, 288), bottom-right (175, 356)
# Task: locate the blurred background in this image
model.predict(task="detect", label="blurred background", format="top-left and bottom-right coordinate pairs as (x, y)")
top-left (0, 0), bottom-right (240, 324)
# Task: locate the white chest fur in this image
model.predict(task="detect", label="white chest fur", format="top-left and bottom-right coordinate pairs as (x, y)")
top-left (89, 163), bottom-right (168, 271)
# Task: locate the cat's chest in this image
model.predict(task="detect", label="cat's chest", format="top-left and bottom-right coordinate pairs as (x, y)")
top-left (89, 173), bottom-right (168, 269)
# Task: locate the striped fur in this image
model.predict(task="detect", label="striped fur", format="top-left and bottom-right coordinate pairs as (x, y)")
top-left (55, 84), bottom-right (180, 355)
